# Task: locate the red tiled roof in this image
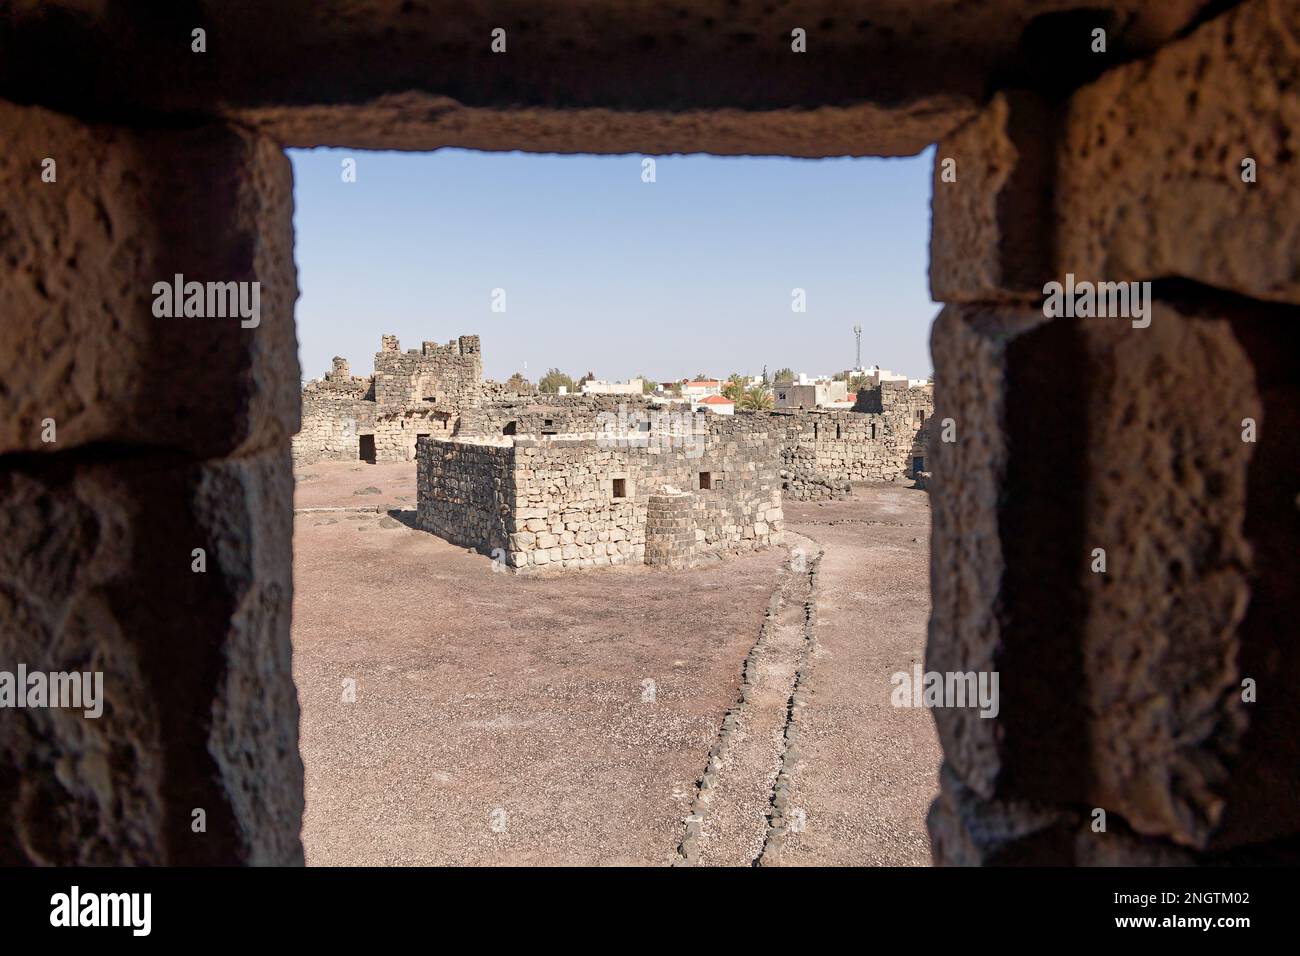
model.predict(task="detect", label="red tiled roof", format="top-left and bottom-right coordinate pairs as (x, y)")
top-left (699, 394), bottom-right (734, 405)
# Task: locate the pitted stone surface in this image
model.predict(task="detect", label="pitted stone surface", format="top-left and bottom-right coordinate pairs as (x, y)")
top-left (1, 2), bottom-right (1212, 156)
top-left (0, 101), bottom-right (300, 459)
top-left (1059, 0), bottom-right (1300, 303)
top-left (0, 446), bottom-right (303, 865)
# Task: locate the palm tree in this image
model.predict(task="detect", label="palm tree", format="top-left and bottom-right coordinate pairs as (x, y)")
top-left (739, 384), bottom-right (774, 411)
top-left (722, 374), bottom-right (746, 402)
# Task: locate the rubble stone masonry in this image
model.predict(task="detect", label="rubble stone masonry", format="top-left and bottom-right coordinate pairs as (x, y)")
top-left (416, 414), bottom-right (785, 572)
top-left (779, 383), bottom-right (935, 499)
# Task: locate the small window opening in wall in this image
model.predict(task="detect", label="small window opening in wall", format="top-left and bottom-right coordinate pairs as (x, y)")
top-left (503, 421), bottom-right (517, 435)
top-left (612, 478), bottom-right (627, 499)
top-left (778, 392), bottom-right (787, 401)
top-left (870, 421), bottom-right (878, 440)
top-left (359, 434), bottom-right (376, 464)
top-left (916, 410), bottom-right (925, 425)
top-left (835, 423), bottom-right (842, 439)
top-left (813, 422), bottom-right (819, 439)
top-left (699, 471), bottom-right (712, 490)
top-left (540, 418), bottom-right (558, 435)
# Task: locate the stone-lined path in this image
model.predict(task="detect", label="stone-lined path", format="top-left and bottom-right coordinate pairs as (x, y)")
top-left (778, 486), bottom-right (940, 865)
top-left (676, 485), bottom-right (940, 866)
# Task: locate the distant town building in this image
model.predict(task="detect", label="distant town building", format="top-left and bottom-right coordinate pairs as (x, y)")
top-left (860, 364), bottom-right (909, 386)
top-left (695, 394), bottom-right (735, 415)
top-left (682, 379), bottom-right (722, 399)
top-left (773, 379), bottom-right (849, 409)
top-left (581, 377), bottom-right (644, 396)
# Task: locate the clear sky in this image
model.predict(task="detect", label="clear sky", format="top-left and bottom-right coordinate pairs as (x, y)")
top-left (289, 147), bottom-right (938, 385)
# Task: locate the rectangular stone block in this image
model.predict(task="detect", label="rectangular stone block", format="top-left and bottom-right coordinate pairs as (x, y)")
top-left (930, 296), bottom-right (1298, 852)
top-left (0, 444), bottom-right (302, 864)
top-left (0, 100), bottom-right (300, 459)
top-left (1058, 0), bottom-right (1300, 303)
top-left (930, 91), bottom-right (1059, 303)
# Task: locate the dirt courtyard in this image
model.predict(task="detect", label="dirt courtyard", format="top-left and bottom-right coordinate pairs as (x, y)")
top-left (291, 460), bottom-right (940, 865)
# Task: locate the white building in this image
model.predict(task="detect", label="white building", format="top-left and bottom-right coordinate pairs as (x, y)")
top-left (681, 379), bottom-right (722, 399)
top-left (695, 394), bottom-right (735, 415)
top-left (581, 377), bottom-right (644, 396)
top-left (860, 364), bottom-right (909, 386)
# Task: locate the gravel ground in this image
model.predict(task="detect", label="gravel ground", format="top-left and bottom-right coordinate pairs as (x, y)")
top-left (779, 486), bottom-right (941, 865)
top-left (291, 462), bottom-right (937, 865)
top-left (291, 461), bottom-right (783, 865)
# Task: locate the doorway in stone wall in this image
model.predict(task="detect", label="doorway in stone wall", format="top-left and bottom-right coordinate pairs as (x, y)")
top-left (287, 146), bottom-right (940, 866)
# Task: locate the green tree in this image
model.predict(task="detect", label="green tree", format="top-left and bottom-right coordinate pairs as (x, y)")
top-left (505, 372), bottom-right (534, 394)
top-left (847, 373), bottom-right (873, 394)
top-left (538, 368), bottom-right (576, 394)
top-left (722, 374), bottom-right (746, 402)
top-left (772, 367), bottom-right (795, 384)
top-left (637, 374), bottom-right (656, 394)
top-left (739, 384), bottom-right (774, 411)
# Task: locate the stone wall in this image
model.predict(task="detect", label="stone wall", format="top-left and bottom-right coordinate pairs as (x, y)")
top-left (293, 333), bottom-right (481, 464)
top-left (0, 98), bottom-right (303, 864)
top-left (454, 393), bottom-right (656, 440)
top-left (7, 0), bottom-right (1295, 868)
top-left (373, 406), bottom-right (456, 462)
top-left (415, 439), bottom-right (513, 557)
top-left (373, 334), bottom-right (483, 406)
top-left (775, 384), bottom-right (936, 499)
top-left (924, 0), bottom-right (1300, 865)
top-left (645, 492), bottom-right (697, 568)
top-left (292, 390), bottom-right (373, 464)
top-left (417, 414), bottom-right (784, 572)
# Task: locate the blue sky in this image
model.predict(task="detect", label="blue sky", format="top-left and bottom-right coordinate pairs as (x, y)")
top-left (289, 147), bottom-right (938, 384)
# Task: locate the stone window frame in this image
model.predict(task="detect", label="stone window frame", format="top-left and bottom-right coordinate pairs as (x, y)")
top-left (8, 0), bottom-right (1292, 866)
top-left (606, 472), bottom-right (633, 500)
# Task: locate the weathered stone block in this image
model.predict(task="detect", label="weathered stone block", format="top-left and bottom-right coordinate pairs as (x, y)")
top-left (0, 445), bottom-right (302, 864)
top-left (930, 296), bottom-right (1296, 852)
top-left (0, 100), bottom-right (300, 458)
top-left (1058, 0), bottom-right (1300, 303)
top-left (930, 91), bottom-right (1058, 302)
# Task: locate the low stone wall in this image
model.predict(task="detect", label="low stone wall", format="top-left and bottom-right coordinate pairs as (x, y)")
top-left (415, 438), bottom-right (513, 556)
top-left (771, 385), bottom-right (935, 494)
top-left (781, 468), bottom-right (852, 501)
top-left (417, 414), bottom-right (784, 572)
top-left (292, 393), bottom-right (374, 464)
top-left (373, 406), bottom-right (455, 462)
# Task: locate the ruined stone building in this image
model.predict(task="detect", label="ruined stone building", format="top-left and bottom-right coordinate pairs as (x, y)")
top-left (10, 0), bottom-right (1292, 868)
top-left (779, 382), bottom-right (936, 499)
top-left (294, 332), bottom-right (933, 568)
top-left (417, 413), bottom-right (787, 572)
top-left (293, 334), bottom-right (483, 464)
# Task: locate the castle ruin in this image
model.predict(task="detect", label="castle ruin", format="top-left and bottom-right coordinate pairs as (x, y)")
top-left (294, 333), bottom-right (934, 571)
